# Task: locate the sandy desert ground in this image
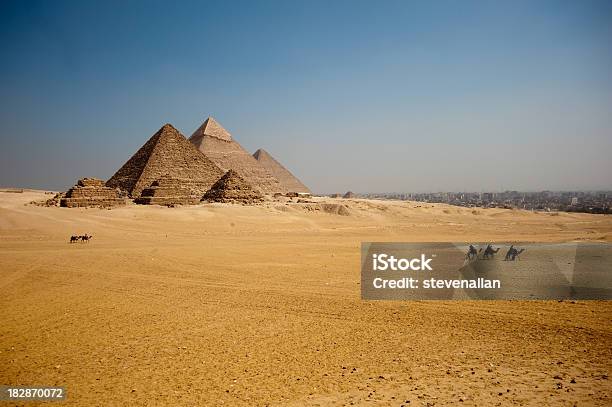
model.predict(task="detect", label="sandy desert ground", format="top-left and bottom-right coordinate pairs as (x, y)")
top-left (1, 190), bottom-right (611, 406)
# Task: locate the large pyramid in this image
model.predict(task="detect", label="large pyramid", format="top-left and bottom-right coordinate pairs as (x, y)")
top-left (252, 148), bottom-right (310, 194)
top-left (202, 169), bottom-right (263, 203)
top-left (189, 117), bottom-right (283, 194)
top-left (106, 124), bottom-right (224, 198)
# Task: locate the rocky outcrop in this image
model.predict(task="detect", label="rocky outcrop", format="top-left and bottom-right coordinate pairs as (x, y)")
top-left (202, 170), bottom-right (263, 204)
top-left (290, 202), bottom-right (351, 216)
top-left (135, 176), bottom-right (199, 206)
top-left (30, 192), bottom-right (65, 207)
top-left (60, 178), bottom-right (126, 208)
top-left (320, 203), bottom-right (351, 216)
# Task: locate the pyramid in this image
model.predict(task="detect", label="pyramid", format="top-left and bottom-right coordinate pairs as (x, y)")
top-left (106, 124), bottom-right (224, 198)
top-left (189, 117), bottom-right (283, 194)
top-left (202, 169), bottom-right (263, 203)
top-left (60, 178), bottom-right (126, 208)
top-left (134, 175), bottom-right (200, 206)
top-left (252, 148), bottom-right (310, 194)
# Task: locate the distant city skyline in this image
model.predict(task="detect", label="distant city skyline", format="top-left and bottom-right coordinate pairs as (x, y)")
top-left (1, 0), bottom-right (611, 194)
top-left (358, 188), bottom-right (612, 194)
top-left (358, 190), bottom-right (612, 214)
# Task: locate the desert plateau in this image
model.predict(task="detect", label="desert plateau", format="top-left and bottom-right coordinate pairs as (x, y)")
top-left (1, 190), bottom-right (610, 406)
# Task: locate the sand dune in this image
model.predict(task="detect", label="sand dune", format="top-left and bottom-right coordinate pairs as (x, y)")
top-left (1, 190), bottom-right (611, 406)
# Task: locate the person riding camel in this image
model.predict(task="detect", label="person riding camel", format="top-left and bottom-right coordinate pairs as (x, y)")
top-left (504, 245), bottom-right (515, 261)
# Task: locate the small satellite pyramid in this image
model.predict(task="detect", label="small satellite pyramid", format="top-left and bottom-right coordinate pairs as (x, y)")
top-left (252, 148), bottom-right (310, 194)
top-left (61, 178), bottom-right (126, 208)
top-left (134, 175), bottom-right (200, 206)
top-left (202, 169), bottom-right (263, 203)
top-left (106, 124), bottom-right (224, 198)
top-left (189, 117), bottom-right (283, 194)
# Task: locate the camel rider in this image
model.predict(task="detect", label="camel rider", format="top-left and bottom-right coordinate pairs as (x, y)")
top-left (505, 245), bottom-right (514, 261)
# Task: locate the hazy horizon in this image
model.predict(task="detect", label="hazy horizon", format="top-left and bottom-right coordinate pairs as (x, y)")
top-left (1, 0), bottom-right (611, 194)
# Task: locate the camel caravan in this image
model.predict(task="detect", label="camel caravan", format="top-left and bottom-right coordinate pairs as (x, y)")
top-left (69, 234), bottom-right (92, 243)
top-left (465, 244), bottom-right (526, 261)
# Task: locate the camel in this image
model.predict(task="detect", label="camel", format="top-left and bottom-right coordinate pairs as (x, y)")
top-left (482, 244), bottom-right (500, 259)
top-left (466, 245), bottom-right (478, 260)
top-left (69, 234), bottom-right (92, 243)
top-left (513, 248), bottom-right (525, 260)
top-left (505, 246), bottom-right (525, 261)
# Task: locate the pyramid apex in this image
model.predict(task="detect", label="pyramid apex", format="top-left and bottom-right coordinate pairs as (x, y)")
top-left (252, 148), bottom-right (272, 160)
top-left (191, 116), bottom-right (232, 142)
top-left (160, 123), bottom-right (177, 132)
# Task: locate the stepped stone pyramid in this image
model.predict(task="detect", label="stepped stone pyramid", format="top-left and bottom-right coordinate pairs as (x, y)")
top-left (189, 117), bottom-right (283, 194)
top-left (252, 148), bottom-right (310, 194)
top-left (134, 175), bottom-right (199, 206)
top-left (107, 124), bottom-right (224, 198)
top-left (202, 169), bottom-right (263, 204)
top-left (61, 178), bottom-right (126, 208)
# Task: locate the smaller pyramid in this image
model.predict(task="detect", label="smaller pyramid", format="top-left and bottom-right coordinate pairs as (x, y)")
top-left (202, 170), bottom-right (263, 204)
top-left (61, 178), bottom-right (126, 208)
top-left (252, 149), bottom-right (311, 194)
top-left (343, 191), bottom-right (356, 198)
top-left (134, 175), bottom-right (199, 206)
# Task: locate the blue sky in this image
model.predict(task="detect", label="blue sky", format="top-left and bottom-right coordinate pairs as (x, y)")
top-left (0, 0), bottom-right (610, 193)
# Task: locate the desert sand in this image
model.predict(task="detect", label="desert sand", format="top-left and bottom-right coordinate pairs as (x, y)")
top-left (1, 190), bottom-right (611, 406)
